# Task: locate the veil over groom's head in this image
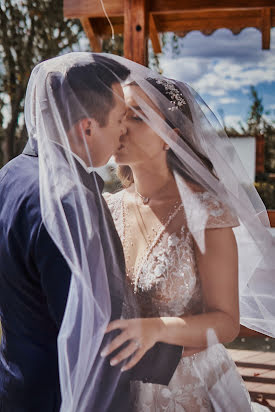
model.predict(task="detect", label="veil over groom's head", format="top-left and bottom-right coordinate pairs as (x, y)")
top-left (23, 52), bottom-right (131, 412)
top-left (25, 53), bottom-right (130, 167)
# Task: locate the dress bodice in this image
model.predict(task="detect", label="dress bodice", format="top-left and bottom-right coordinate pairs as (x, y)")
top-left (104, 189), bottom-right (238, 319)
top-left (104, 190), bottom-right (254, 412)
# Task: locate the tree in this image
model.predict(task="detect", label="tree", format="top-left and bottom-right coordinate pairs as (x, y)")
top-left (0, 0), bottom-right (83, 166)
top-left (246, 86), bottom-right (265, 136)
top-left (224, 86), bottom-right (271, 138)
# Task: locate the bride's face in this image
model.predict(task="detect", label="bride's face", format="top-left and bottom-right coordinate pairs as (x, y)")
top-left (114, 85), bottom-right (166, 166)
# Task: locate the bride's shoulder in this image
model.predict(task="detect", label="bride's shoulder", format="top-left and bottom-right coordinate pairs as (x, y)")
top-left (103, 189), bottom-right (125, 208)
top-left (181, 181), bottom-right (239, 228)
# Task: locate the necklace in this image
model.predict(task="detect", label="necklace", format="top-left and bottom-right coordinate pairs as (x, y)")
top-left (122, 190), bottom-right (183, 293)
top-left (135, 190), bottom-right (150, 205)
top-left (135, 178), bottom-right (174, 205)
top-left (134, 193), bottom-right (160, 245)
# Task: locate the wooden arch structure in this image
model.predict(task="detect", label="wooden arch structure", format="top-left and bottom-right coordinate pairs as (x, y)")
top-left (64, 0), bottom-right (275, 65)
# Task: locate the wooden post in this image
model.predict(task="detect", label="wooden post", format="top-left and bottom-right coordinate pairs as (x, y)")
top-left (262, 7), bottom-right (271, 49)
top-left (124, 0), bottom-right (148, 65)
top-left (80, 18), bottom-right (102, 52)
top-left (150, 14), bottom-right (162, 54)
top-left (256, 134), bottom-right (265, 174)
top-left (268, 210), bottom-right (275, 227)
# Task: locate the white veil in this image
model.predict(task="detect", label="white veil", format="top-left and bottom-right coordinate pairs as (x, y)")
top-left (24, 51), bottom-right (274, 411)
top-left (107, 54), bottom-right (275, 410)
top-left (24, 52), bottom-right (130, 411)
top-left (104, 53), bottom-right (275, 338)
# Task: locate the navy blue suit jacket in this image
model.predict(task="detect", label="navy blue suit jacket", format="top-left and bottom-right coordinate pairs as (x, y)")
top-left (0, 145), bottom-right (129, 411)
top-left (0, 144), bottom-right (182, 411)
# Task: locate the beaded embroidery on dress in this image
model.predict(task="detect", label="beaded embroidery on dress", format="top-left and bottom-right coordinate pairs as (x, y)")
top-left (104, 189), bottom-right (260, 412)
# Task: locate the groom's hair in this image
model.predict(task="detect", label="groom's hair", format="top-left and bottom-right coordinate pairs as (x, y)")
top-left (49, 54), bottom-right (130, 131)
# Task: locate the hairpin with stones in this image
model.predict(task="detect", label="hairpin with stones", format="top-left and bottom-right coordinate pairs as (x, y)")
top-left (156, 78), bottom-right (186, 111)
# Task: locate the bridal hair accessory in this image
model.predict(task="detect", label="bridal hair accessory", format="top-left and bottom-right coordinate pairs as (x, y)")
top-left (156, 78), bottom-right (186, 111)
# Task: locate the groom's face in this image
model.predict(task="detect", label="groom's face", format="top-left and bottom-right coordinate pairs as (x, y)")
top-left (89, 83), bottom-right (127, 167)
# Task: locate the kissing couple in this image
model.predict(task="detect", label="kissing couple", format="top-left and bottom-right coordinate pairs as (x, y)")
top-left (0, 52), bottom-right (274, 412)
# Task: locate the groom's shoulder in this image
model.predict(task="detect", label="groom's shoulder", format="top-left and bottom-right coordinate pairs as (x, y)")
top-left (0, 154), bottom-right (40, 214)
top-left (0, 154), bottom-right (39, 192)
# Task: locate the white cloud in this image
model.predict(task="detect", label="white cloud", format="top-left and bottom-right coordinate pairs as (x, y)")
top-left (219, 97), bottom-right (238, 104)
top-left (209, 89), bottom-right (226, 97)
top-left (190, 56), bottom-right (275, 96)
top-left (160, 57), bottom-right (210, 84)
top-left (160, 28), bottom-right (275, 98)
top-left (224, 115), bottom-right (244, 131)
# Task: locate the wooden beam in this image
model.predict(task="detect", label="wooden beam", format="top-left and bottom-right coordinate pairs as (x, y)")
top-left (64, 0), bottom-right (123, 18)
top-left (124, 0), bottom-right (148, 65)
top-left (88, 17), bottom-right (123, 37)
top-left (80, 17), bottom-right (102, 52)
top-left (64, 0), bottom-right (275, 18)
top-left (149, 14), bottom-right (161, 54)
top-left (262, 7), bottom-right (271, 49)
top-left (77, 8), bottom-right (275, 38)
top-left (150, 0), bottom-right (275, 13)
top-left (156, 8), bottom-right (264, 33)
top-left (66, 2), bottom-right (275, 52)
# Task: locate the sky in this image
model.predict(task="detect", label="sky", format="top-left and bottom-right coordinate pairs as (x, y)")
top-left (95, 27), bottom-right (275, 180)
top-left (158, 28), bottom-right (275, 131)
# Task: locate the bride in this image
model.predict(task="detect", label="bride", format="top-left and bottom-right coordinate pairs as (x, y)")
top-left (102, 73), bottom-right (274, 411)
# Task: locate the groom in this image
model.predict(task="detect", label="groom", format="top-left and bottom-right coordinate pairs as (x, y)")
top-left (0, 53), bottom-right (182, 412)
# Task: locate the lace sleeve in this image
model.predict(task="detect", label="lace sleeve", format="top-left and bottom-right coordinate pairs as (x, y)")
top-left (103, 190), bottom-right (124, 237)
top-left (198, 192), bottom-right (239, 229)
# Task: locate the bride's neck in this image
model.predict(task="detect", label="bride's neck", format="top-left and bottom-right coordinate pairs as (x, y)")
top-left (131, 163), bottom-right (174, 198)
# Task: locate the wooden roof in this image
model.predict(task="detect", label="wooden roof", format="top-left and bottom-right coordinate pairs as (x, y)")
top-left (64, 1), bottom-right (275, 65)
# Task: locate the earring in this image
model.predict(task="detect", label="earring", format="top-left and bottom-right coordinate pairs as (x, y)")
top-left (164, 145), bottom-right (170, 151)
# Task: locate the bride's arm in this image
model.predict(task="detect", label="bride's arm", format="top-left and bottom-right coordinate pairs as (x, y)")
top-left (102, 226), bottom-right (239, 370)
top-left (159, 226), bottom-right (240, 347)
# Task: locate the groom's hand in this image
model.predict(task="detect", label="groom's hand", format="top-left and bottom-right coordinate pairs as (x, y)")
top-left (101, 318), bottom-right (163, 371)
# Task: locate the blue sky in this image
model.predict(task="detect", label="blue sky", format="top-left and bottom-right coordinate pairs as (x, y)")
top-left (158, 28), bottom-right (275, 131)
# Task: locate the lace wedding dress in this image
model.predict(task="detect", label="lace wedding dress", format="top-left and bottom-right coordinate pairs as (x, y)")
top-left (104, 189), bottom-right (269, 412)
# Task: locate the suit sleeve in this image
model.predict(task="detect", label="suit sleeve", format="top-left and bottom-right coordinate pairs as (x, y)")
top-left (33, 188), bottom-right (109, 331)
top-left (34, 221), bottom-right (72, 329)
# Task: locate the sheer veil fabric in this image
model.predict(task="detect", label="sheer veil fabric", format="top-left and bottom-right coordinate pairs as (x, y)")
top-left (24, 52), bottom-right (275, 411)
top-left (24, 52), bottom-right (130, 411)
top-left (105, 53), bottom-right (275, 338)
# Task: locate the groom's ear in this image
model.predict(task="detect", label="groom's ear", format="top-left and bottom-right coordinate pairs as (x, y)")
top-left (76, 117), bottom-right (96, 140)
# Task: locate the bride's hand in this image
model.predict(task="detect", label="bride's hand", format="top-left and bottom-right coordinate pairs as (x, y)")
top-left (101, 318), bottom-right (163, 371)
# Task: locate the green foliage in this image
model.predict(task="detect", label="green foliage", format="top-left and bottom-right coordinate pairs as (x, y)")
top-left (265, 127), bottom-right (275, 173)
top-left (238, 87), bottom-right (275, 209)
top-left (246, 86), bottom-right (264, 135)
top-left (254, 181), bottom-right (275, 210)
top-left (0, 0), bottom-right (83, 165)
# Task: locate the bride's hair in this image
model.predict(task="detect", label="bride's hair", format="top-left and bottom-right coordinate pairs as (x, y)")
top-left (117, 78), bottom-right (215, 188)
